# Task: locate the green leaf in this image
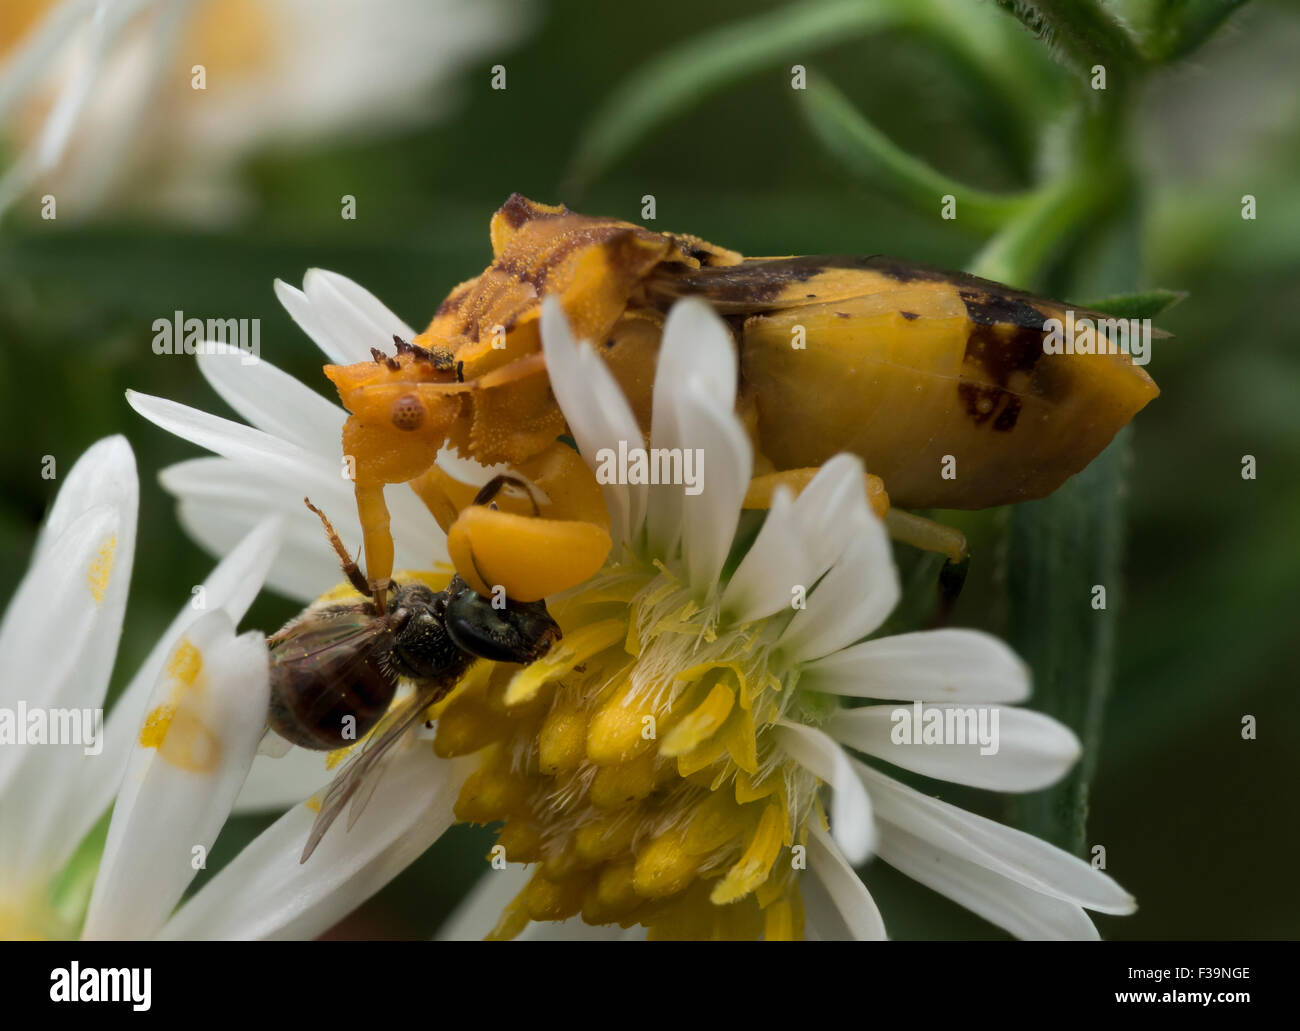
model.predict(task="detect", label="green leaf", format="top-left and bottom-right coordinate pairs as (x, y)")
top-left (801, 78), bottom-right (1033, 232)
top-left (966, 170), bottom-right (1103, 287)
top-left (1002, 429), bottom-right (1129, 853)
top-left (563, 0), bottom-right (910, 194)
top-left (48, 805), bottom-right (112, 933)
top-left (1075, 288), bottom-right (1187, 320)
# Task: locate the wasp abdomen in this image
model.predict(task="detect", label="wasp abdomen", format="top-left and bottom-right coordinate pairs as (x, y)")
top-left (268, 636), bottom-right (398, 751)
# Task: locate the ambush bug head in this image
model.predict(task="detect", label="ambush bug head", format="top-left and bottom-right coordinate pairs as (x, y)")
top-left (323, 336), bottom-right (461, 436)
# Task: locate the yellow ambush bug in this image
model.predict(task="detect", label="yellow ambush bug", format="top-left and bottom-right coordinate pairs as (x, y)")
top-left (323, 194), bottom-right (1158, 610)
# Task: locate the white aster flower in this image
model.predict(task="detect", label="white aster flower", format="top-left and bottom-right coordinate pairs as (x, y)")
top-left (0, 0), bottom-right (531, 218)
top-left (0, 435), bottom-right (279, 939)
top-left (127, 268), bottom-right (1135, 939)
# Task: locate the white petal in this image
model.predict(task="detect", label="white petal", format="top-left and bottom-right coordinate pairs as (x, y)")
top-left (160, 456), bottom-right (445, 602)
top-left (82, 615), bottom-right (269, 940)
top-left (676, 377), bottom-right (750, 592)
top-left (719, 486), bottom-right (806, 624)
top-left (854, 761), bottom-right (1135, 914)
top-left (807, 823), bottom-right (887, 940)
top-left (159, 750), bottom-right (469, 940)
top-left (788, 453), bottom-right (873, 580)
top-left (436, 863), bottom-right (534, 941)
top-left (33, 434), bottom-right (136, 564)
top-left (32, 0), bottom-right (117, 171)
top-left (656, 299), bottom-right (737, 412)
top-left (802, 628), bottom-right (1031, 703)
top-left (779, 512), bottom-right (898, 663)
top-left (0, 437), bottom-right (138, 868)
top-left (235, 747), bottom-right (333, 814)
top-left (774, 721), bottom-right (874, 863)
top-left (274, 279), bottom-right (353, 364)
top-left (126, 389), bottom-right (321, 476)
top-left (303, 268), bottom-right (416, 364)
top-left (61, 518), bottom-right (283, 859)
top-left (196, 346), bottom-right (346, 457)
top-left (827, 704), bottom-right (1081, 791)
top-left (0, 505), bottom-right (121, 873)
top-left (540, 297), bottom-right (644, 546)
top-left (874, 821), bottom-right (1100, 939)
top-left (646, 300), bottom-right (738, 558)
top-left (308, 269), bottom-right (415, 338)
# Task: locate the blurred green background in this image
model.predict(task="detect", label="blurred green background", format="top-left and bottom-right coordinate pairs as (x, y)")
top-left (1, 0), bottom-right (1296, 938)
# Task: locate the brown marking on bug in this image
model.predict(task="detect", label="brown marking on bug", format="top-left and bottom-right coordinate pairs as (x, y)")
top-left (958, 309), bottom-right (1051, 433)
top-left (835, 311), bottom-right (851, 319)
top-left (900, 311), bottom-right (920, 321)
top-left (862, 256), bottom-right (954, 284)
top-left (435, 288), bottom-right (468, 318)
top-left (663, 256), bottom-right (831, 306)
top-left (957, 382), bottom-right (1022, 431)
top-left (959, 289), bottom-right (1050, 332)
top-left (370, 347), bottom-right (385, 363)
top-left (499, 224), bottom-right (628, 293)
top-left (499, 193), bottom-right (560, 229)
top-left (962, 321), bottom-right (1046, 387)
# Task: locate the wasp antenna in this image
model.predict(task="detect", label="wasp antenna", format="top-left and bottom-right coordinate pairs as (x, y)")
top-left (304, 497), bottom-right (371, 597)
top-left (393, 334), bottom-right (412, 354)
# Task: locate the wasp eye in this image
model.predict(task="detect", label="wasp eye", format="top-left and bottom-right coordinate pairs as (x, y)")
top-left (390, 394), bottom-right (425, 431)
top-left (444, 588), bottom-right (561, 664)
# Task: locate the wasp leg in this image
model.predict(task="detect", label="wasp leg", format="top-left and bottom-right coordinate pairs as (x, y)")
top-left (304, 497), bottom-right (370, 597)
top-left (473, 474), bottom-right (542, 513)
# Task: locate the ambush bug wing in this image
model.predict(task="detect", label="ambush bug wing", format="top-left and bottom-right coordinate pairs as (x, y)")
top-left (298, 680), bottom-right (447, 863)
top-left (645, 255), bottom-right (1161, 509)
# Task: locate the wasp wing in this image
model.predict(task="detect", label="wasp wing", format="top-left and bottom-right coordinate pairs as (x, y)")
top-left (298, 680), bottom-right (446, 863)
top-left (269, 607), bottom-right (399, 742)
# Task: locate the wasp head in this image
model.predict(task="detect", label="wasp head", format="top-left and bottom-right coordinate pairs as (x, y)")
top-left (443, 576), bottom-right (562, 664)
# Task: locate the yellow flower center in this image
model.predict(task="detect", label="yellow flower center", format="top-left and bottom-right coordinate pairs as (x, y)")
top-left (433, 562), bottom-right (828, 941)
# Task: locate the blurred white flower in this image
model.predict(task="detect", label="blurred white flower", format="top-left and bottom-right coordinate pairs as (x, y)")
top-left (0, 0), bottom-right (533, 219)
top-left (0, 435), bottom-right (281, 939)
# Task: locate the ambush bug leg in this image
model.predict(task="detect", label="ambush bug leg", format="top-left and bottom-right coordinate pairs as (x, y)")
top-left (354, 484), bottom-right (394, 614)
top-left (742, 466), bottom-right (890, 520)
top-left (884, 507), bottom-right (969, 564)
